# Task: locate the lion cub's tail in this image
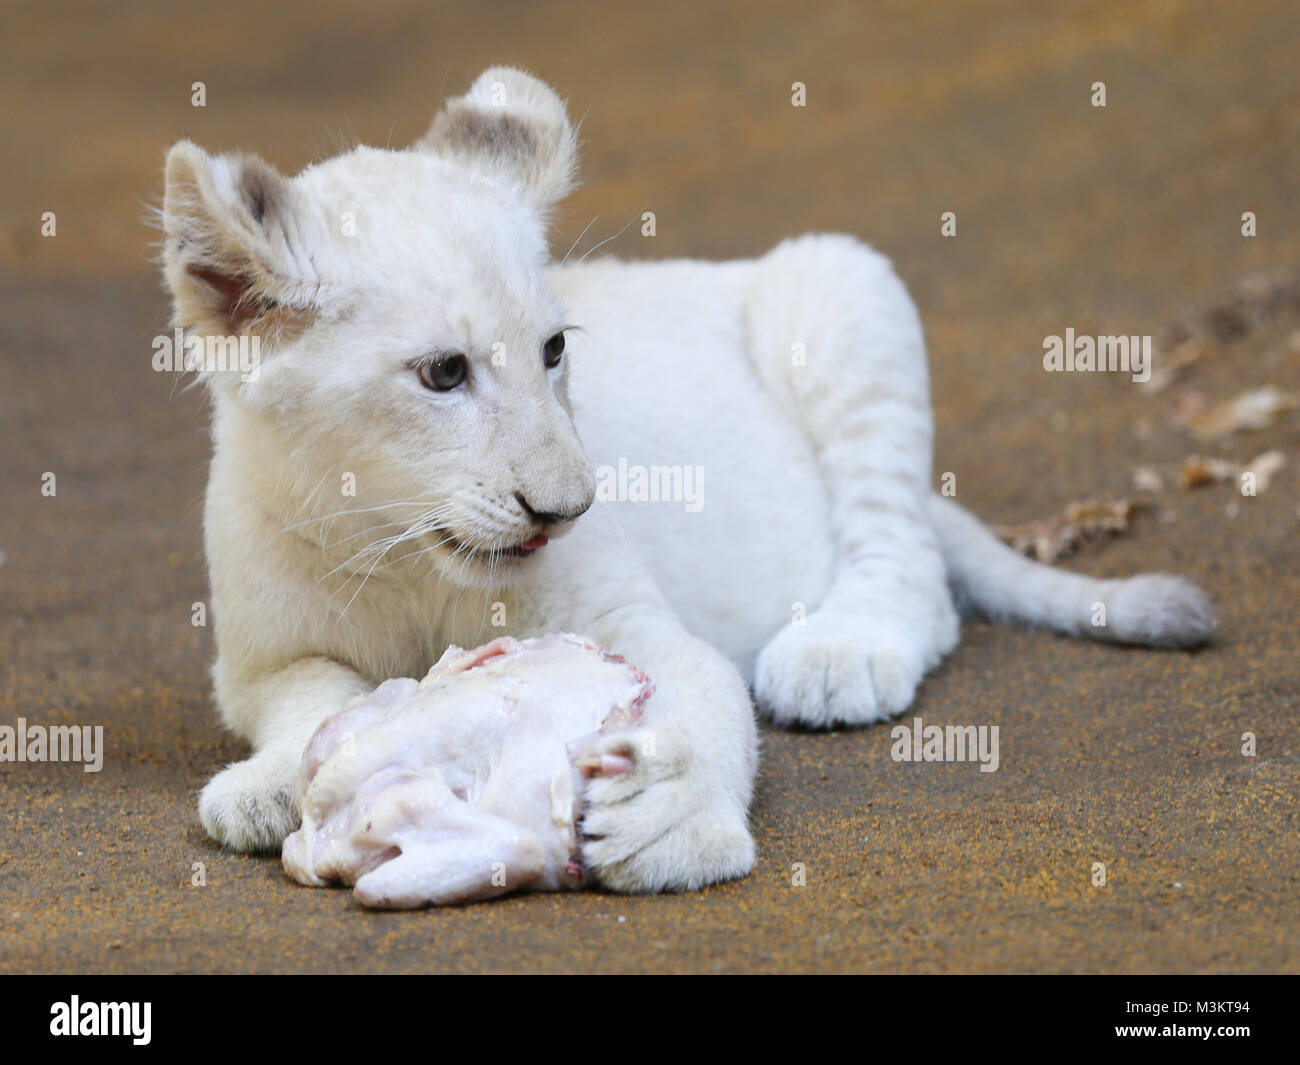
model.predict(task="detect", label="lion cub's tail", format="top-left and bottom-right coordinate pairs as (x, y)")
top-left (928, 495), bottom-right (1216, 648)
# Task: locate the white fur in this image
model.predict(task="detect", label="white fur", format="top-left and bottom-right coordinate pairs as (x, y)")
top-left (161, 67), bottom-right (1214, 894)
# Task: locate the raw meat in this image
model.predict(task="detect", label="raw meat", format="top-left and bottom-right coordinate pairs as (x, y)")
top-left (282, 634), bottom-right (654, 908)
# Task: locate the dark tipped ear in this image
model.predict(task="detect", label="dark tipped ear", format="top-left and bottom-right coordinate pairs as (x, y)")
top-left (415, 67), bottom-right (578, 211)
top-left (161, 141), bottom-right (319, 340)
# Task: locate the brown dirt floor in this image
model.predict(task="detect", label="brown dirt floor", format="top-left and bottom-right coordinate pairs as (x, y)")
top-left (0, 0), bottom-right (1297, 973)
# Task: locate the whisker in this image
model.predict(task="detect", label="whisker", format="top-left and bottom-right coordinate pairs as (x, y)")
top-left (560, 214), bottom-right (600, 267)
top-left (576, 211), bottom-right (642, 266)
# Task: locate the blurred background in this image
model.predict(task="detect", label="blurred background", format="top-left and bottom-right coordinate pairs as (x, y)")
top-left (5, 1), bottom-right (1299, 480)
top-left (1, 0), bottom-right (1296, 973)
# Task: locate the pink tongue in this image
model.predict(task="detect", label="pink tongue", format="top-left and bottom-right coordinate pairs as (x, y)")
top-left (521, 534), bottom-right (549, 550)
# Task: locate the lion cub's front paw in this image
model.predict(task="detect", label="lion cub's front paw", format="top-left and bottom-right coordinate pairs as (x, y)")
top-left (577, 732), bottom-right (754, 894)
top-left (198, 754), bottom-right (299, 853)
top-left (754, 614), bottom-right (928, 728)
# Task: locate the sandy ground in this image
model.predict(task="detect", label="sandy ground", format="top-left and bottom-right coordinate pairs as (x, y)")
top-left (0, 0), bottom-right (1297, 973)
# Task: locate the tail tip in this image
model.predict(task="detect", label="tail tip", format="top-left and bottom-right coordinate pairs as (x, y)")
top-left (1105, 574), bottom-right (1217, 648)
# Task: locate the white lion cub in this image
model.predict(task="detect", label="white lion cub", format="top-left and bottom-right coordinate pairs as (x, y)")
top-left (160, 67), bottom-right (1214, 893)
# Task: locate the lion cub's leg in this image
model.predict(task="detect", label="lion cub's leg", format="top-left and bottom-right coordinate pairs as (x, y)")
top-left (199, 658), bottom-right (372, 852)
top-left (742, 235), bottom-right (959, 727)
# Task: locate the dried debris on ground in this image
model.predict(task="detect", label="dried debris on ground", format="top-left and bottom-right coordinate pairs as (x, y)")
top-left (993, 499), bottom-right (1140, 563)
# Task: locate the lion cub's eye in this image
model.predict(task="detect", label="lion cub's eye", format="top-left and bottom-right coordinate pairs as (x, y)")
top-left (543, 332), bottom-right (565, 369)
top-left (418, 355), bottom-right (467, 391)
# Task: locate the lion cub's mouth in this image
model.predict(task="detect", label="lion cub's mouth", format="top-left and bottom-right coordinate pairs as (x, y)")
top-left (440, 530), bottom-right (549, 561)
top-left (498, 533), bottom-right (549, 559)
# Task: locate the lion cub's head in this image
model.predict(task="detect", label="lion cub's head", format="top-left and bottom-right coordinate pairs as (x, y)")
top-left (161, 68), bottom-right (595, 589)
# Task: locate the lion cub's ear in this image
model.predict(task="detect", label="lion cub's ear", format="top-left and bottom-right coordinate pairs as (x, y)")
top-left (161, 141), bottom-right (320, 342)
top-left (416, 67), bottom-right (578, 211)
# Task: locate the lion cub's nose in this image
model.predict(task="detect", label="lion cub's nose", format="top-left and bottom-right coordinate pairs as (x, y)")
top-left (515, 491), bottom-right (592, 527)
